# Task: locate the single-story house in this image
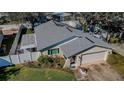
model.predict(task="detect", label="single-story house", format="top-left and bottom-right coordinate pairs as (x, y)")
top-left (20, 20), bottom-right (112, 68)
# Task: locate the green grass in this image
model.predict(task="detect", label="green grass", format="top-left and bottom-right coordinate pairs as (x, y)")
top-left (0, 65), bottom-right (22, 80)
top-left (26, 29), bottom-right (32, 34)
top-left (8, 67), bottom-right (75, 81)
top-left (107, 52), bottom-right (124, 78)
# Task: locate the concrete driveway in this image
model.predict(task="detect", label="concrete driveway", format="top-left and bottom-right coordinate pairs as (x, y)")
top-left (74, 62), bottom-right (123, 81)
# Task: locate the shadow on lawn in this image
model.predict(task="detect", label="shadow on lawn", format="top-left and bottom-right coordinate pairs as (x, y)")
top-left (0, 65), bottom-right (22, 81)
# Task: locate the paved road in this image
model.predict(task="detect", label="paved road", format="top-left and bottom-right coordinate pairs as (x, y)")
top-left (110, 43), bottom-right (124, 57)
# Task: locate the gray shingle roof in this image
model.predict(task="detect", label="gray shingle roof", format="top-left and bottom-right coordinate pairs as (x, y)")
top-left (35, 21), bottom-right (75, 51)
top-left (34, 21), bottom-right (112, 57)
top-left (60, 37), bottom-right (94, 58)
top-left (60, 34), bottom-right (112, 58)
top-left (20, 34), bottom-right (36, 49)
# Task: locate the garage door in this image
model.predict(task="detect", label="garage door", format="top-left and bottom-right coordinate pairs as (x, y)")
top-left (81, 51), bottom-right (106, 64)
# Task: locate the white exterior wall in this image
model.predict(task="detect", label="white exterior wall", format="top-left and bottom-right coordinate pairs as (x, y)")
top-left (63, 58), bottom-right (70, 68)
top-left (19, 53), bottom-right (31, 63)
top-left (31, 52), bottom-right (41, 61)
top-left (75, 56), bottom-right (81, 68)
top-left (75, 46), bottom-right (112, 65)
top-left (81, 52), bottom-right (106, 64)
top-left (10, 55), bottom-right (20, 64)
top-left (0, 52), bottom-right (41, 67)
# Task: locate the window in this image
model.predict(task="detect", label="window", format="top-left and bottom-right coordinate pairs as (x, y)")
top-left (48, 48), bottom-right (59, 55)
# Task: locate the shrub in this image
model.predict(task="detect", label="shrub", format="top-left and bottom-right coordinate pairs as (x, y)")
top-left (110, 37), bottom-right (120, 43)
top-left (38, 55), bottom-right (54, 64)
top-left (37, 55), bottom-right (65, 68)
top-left (22, 61), bottom-right (41, 68)
top-left (53, 56), bottom-right (65, 68)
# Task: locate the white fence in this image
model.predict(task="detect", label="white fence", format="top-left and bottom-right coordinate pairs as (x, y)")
top-left (0, 52), bottom-right (41, 67)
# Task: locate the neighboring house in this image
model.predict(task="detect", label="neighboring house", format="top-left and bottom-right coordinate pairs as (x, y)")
top-left (0, 24), bottom-right (20, 38)
top-left (52, 12), bottom-right (72, 22)
top-left (20, 21), bottom-right (112, 68)
top-left (62, 21), bottom-right (82, 30)
top-left (52, 13), bottom-right (82, 30)
top-left (0, 24), bottom-right (20, 31)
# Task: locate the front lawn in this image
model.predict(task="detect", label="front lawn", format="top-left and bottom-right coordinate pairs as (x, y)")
top-left (107, 52), bottom-right (124, 78)
top-left (9, 67), bottom-right (75, 81)
top-left (0, 55), bottom-right (75, 81)
top-left (0, 64), bottom-right (75, 81)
